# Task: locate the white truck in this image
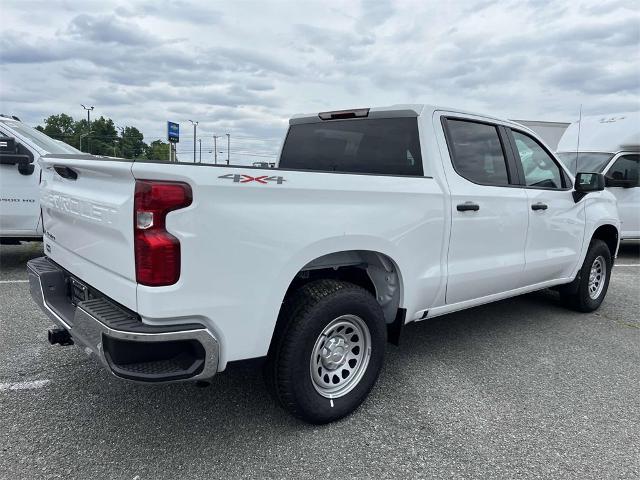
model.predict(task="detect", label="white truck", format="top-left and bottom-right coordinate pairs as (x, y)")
top-left (0, 115), bottom-right (81, 244)
top-left (556, 112), bottom-right (639, 240)
top-left (28, 105), bottom-right (620, 424)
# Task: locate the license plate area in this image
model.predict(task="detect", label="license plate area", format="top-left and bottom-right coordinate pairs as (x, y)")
top-left (69, 277), bottom-right (89, 305)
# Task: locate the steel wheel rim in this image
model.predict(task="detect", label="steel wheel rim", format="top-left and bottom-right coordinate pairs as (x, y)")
top-left (588, 255), bottom-right (606, 300)
top-left (310, 314), bottom-right (372, 398)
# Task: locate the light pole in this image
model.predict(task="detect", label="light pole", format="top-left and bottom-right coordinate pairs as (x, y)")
top-left (198, 138), bottom-right (202, 163)
top-left (81, 104), bottom-right (94, 152)
top-left (116, 126), bottom-right (124, 158)
top-left (188, 120), bottom-right (198, 163)
top-left (226, 133), bottom-right (230, 165)
top-left (213, 135), bottom-right (221, 164)
top-left (79, 133), bottom-right (89, 153)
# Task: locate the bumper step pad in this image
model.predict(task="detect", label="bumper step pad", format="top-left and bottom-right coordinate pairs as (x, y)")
top-left (27, 256), bottom-right (219, 382)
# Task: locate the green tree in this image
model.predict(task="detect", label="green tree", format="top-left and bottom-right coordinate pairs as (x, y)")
top-left (36, 114), bottom-right (80, 149)
top-left (145, 140), bottom-right (171, 161)
top-left (84, 116), bottom-right (118, 156)
top-left (120, 126), bottom-right (146, 158)
top-left (35, 113), bottom-right (161, 159)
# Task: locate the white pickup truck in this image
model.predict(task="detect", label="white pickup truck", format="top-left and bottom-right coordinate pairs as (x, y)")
top-left (28, 105), bottom-right (619, 424)
top-left (0, 115), bottom-right (81, 243)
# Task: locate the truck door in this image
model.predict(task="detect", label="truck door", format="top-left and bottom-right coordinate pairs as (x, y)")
top-left (603, 153), bottom-right (639, 239)
top-left (0, 129), bottom-right (40, 236)
top-left (507, 128), bottom-right (585, 284)
top-left (438, 115), bottom-right (529, 304)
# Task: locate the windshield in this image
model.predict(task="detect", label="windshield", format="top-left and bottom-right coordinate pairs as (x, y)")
top-left (0, 120), bottom-right (81, 154)
top-left (556, 152), bottom-right (614, 174)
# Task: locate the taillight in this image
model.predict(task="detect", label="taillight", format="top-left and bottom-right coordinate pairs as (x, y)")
top-left (134, 180), bottom-right (192, 286)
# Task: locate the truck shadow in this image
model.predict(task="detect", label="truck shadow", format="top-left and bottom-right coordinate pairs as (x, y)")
top-left (10, 240), bottom-right (636, 470)
top-left (0, 242), bottom-right (43, 275)
top-left (617, 241), bottom-right (639, 259)
top-left (43, 287), bottom-right (580, 464)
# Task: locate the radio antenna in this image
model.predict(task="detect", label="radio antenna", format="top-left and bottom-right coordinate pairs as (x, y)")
top-left (574, 104), bottom-right (582, 173)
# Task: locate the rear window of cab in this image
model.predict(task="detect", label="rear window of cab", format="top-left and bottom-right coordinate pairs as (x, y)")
top-left (279, 117), bottom-right (423, 176)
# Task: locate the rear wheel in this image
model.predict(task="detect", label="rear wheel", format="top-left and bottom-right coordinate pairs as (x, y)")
top-left (560, 239), bottom-right (612, 312)
top-left (265, 279), bottom-right (386, 424)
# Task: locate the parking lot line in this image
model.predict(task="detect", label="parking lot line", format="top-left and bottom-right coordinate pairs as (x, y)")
top-left (0, 279), bottom-right (29, 283)
top-left (615, 264), bottom-right (640, 267)
top-left (0, 380), bottom-right (50, 392)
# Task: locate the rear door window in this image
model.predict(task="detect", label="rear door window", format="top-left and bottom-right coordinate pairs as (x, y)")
top-left (444, 119), bottom-right (510, 186)
top-left (278, 118), bottom-right (423, 176)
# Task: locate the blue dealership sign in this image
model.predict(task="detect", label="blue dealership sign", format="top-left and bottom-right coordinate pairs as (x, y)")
top-left (167, 121), bottom-right (179, 143)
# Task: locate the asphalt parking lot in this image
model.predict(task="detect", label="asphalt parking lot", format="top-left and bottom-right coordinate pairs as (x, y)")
top-left (0, 242), bottom-right (638, 479)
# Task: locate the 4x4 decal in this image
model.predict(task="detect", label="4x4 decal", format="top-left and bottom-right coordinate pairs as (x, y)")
top-left (218, 174), bottom-right (286, 185)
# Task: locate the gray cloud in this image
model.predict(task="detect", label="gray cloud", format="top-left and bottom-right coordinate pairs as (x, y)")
top-left (117, 1), bottom-right (223, 25)
top-left (0, 33), bottom-right (68, 63)
top-left (550, 16), bottom-right (640, 47)
top-left (0, 0), bottom-right (638, 164)
top-left (546, 64), bottom-right (640, 94)
top-left (358, 0), bottom-right (395, 28)
top-left (68, 14), bottom-right (160, 46)
top-left (293, 23), bottom-right (375, 61)
top-left (212, 47), bottom-right (297, 76)
top-left (581, 0), bottom-right (640, 15)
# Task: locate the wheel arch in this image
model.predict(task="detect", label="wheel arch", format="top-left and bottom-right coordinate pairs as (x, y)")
top-left (286, 249), bottom-right (404, 325)
top-left (267, 249), bottom-right (405, 356)
top-left (591, 223), bottom-right (619, 258)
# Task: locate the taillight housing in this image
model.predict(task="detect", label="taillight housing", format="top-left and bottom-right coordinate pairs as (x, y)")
top-left (134, 180), bottom-right (192, 286)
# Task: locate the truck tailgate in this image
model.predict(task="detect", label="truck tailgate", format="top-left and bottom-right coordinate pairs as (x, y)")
top-left (39, 156), bottom-right (138, 310)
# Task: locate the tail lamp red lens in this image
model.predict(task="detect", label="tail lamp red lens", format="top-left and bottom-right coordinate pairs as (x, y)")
top-left (134, 180), bottom-right (192, 286)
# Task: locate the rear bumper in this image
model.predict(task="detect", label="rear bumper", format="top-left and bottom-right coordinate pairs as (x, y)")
top-left (27, 256), bottom-right (219, 382)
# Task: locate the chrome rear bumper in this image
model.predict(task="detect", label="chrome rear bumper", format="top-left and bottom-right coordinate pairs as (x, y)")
top-left (27, 256), bottom-right (219, 382)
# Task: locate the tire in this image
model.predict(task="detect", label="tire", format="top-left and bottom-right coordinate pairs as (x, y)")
top-left (560, 239), bottom-right (612, 312)
top-left (265, 279), bottom-right (386, 424)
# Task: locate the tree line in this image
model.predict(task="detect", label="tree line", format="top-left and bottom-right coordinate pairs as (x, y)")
top-left (36, 113), bottom-right (172, 160)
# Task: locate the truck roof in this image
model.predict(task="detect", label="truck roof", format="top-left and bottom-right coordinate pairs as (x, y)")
top-left (556, 111), bottom-right (640, 154)
top-left (289, 104), bottom-right (533, 132)
top-left (288, 104), bottom-right (550, 150)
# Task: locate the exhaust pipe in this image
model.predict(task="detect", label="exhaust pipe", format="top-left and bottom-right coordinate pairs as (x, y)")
top-left (48, 328), bottom-right (73, 346)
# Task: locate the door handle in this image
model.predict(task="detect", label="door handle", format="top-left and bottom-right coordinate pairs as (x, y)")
top-left (531, 202), bottom-right (548, 211)
top-left (53, 165), bottom-right (78, 180)
top-left (456, 202), bottom-right (480, 212)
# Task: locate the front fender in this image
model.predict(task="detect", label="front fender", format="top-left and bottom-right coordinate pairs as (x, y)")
top-left (570, 191), bottom-right (620, 279)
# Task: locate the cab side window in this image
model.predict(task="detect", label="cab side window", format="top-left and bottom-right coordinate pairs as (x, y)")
top-left (445, 119), bottom-right (510, 186)
top-left (512, 131), bottom-right (563, 189)
top-left (608, 154), bottom-right (639, 186)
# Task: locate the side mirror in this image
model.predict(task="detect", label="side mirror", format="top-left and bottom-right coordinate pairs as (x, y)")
top-left (0, 136), bottom-right (35, 175)
top-left (18, 162), bottom-right (35, 175)
top-left (0, 136), bottom-right (17, 153)
top-left (605, 176), bottom-right (637, 188)
top-left (573, 172), bottom-right (605, 202)
top-left (0, 153), bottom-right (32, 164)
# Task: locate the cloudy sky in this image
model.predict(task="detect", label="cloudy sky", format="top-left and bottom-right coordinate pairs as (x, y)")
top-left (1, 0), bottom-right (638, 162)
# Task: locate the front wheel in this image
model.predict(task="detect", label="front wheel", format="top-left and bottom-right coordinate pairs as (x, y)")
top-left (560, 239), bottom-right (612, 312)
top-left (265, 280), bottom-right (386, 424)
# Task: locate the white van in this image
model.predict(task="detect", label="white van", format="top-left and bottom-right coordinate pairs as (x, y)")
top-left (0, 115), bottom-right (81, 244)
top-left (557, 112), bottom-right (639, 240)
